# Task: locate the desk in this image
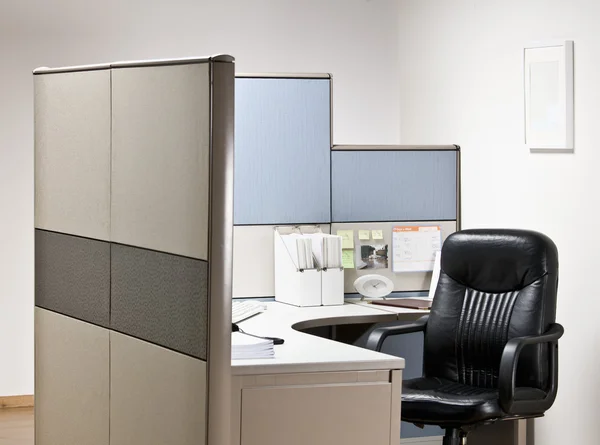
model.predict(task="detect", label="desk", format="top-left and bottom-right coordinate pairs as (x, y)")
top-left (345, 297), bottom-right (431, 321)
top-left (230, 301), bottom-right (424, 445)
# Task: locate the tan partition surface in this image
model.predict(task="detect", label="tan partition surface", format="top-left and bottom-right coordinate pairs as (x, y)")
top-left (35, 308), bottom-right (109, 445)
top-left (110, 332), bottom-right (207, 445)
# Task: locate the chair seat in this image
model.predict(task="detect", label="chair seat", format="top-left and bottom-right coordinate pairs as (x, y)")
top-left (402, 377), bottom-right (546, 426)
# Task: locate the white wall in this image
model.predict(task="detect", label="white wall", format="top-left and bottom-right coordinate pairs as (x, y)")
top-left (0, 0), bottom-right (401, 396)
top-left (398, 1), bottom-right (599, 444)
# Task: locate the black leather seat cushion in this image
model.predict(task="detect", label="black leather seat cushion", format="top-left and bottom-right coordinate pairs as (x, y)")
top-left (402, 377), bottom-right (546, 426)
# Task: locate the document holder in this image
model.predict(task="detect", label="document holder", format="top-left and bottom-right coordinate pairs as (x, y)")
top-left (274, 226), bottom-right (344, 307)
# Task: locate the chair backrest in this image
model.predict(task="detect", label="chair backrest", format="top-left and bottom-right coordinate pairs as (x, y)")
top-left (424, 229), bottom-right (559, 390)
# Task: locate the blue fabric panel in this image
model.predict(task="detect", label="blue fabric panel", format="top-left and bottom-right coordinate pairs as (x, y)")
top-left (331, 151), bottom-right (457, 222)
top-left (234, 78), bottom-right (331, 225)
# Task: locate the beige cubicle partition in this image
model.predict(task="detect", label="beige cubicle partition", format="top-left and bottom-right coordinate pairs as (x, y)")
top-left (34, 55), bottom-right (234, 445)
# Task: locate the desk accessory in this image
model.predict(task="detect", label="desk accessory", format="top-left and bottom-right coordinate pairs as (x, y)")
top-left (274, 226), bottom-right (344, 307)
top-left (232, 300), bottom-right (267, 323)
top-left (353, 274), bottom-right (394, 300)
top-left (232, 323), bottom-right (284, 346)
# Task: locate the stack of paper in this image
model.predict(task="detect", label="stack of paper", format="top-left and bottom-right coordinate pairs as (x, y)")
top-left (307, 234), bottom-right (342, 269)
top-left (280, 233), bottom-right (315, 270)
top-left (296, 237), bottom-right (315, 270)
top-left (323, 234), bottom-right (342, 268)
top-left (232, 332), bottom-right (274, 360)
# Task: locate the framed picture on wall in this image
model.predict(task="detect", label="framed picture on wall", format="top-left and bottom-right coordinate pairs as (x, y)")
top-left (524, 40), bottom-right (574, 152)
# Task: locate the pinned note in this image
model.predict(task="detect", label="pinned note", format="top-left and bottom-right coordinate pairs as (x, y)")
top-left (358, 230), bottom-right (370, 241)
top-left (337, 230), bottom-right (355, 249)
top-left (342, 250), bottom-right (355, 269)
top-left (372, 230), bottom-right (384, 240)
top-left (392, 226), bottom-right (442, 273)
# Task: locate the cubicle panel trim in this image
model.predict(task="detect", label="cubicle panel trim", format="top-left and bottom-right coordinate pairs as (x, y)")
top-left (206, 60), bottom-right (234, 445)
top-left (34, 55), bottom-right (234, 75)
top-left (112, 55), bottom-right (234, 69)
top-left (233, 221), bottom-right (333, 227)
top-left (33, 64), bottom-right (111, 75)
top-left (330, 218), bottom-right (458, 224)
top-left (456, 148), bottom-right (462, 230)
top-left (332, 145), bottom-right (459, 151)
top-left (236, 73), bottom-right (332, 79)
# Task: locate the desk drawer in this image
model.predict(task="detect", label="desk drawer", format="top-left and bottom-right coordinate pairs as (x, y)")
top-left (240, 382), bottom-right (391, 445)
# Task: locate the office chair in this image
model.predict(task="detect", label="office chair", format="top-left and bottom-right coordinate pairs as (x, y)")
top-left (365, 229), bottom-right (563, 445)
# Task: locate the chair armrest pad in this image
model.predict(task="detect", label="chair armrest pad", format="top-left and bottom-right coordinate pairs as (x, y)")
top-left (364, 315), bottom-right (429, 352)
top-left (498, 323), bottom-right (564, 414)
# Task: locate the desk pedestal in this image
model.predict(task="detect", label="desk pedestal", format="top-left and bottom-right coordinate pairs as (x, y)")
top-left (231, 369), bottom-right (402, 445)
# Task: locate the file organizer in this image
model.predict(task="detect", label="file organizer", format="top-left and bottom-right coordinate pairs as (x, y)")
top-left (274, 226), bottom-right (344, 307)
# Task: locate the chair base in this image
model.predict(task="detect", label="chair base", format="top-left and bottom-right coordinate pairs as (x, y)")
top-left (443, 428), bottom-right (468, 445)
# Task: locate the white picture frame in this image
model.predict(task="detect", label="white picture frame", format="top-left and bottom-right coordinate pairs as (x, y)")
top-left (524, 40), bottom-right (574, 152)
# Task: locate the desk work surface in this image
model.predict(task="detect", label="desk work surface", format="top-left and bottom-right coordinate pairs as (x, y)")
top-left (232, 301), bottom-right (426, 376)
top-left (346, 297), bottom-right (431, 318)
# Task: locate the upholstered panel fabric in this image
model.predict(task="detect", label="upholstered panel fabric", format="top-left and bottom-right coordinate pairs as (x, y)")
top-left (111, 244), bottom-right (209, 359)
top-left (331, 150), bottom-right (457, 222)
top-left (35, 308), bottom-right (110, 445)
top-left (111, 63), bottom-right (211, 259)
top-left (110, 332), bottom-right (206, 445)
top-left (35, 230), bottom-right (110, 327)
top-left (34, 69), bottom-right (111, 240)
top-left (234, 78), bottom-right (331, 225)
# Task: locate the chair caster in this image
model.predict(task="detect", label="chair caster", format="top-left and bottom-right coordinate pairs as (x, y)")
top-left (442, 428), bottom-right (468, 445)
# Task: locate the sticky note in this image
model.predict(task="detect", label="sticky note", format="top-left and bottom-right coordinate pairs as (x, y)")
top-left (337, 230), bottom-right (355, 249)
top-left (358, 230), bottom-right (370, 241)
top-left (372, 230), bottom-right (384, 240)
top-left (342, 250), bottom-right (355, 269)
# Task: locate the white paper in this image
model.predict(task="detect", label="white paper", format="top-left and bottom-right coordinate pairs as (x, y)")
top-left (428, 250), bottom-right (442, 298)
top-left (303, 234), bottom-right (342, 269)
top-left (232, 332), bottom-right (274, 360)
top-left (392, 226), bottom-right (442, 273)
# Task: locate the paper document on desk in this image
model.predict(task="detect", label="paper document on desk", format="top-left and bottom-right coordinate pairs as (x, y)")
top-left (232, 332), bottom-right (274, 360)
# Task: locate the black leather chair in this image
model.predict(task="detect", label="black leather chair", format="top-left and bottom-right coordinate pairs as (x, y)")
top-left (365, 229), bottom-right (564, 445)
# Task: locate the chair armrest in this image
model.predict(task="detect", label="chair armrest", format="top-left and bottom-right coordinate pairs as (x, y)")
top-left (364, 315), bottom-right (429, 352)
top-left (498, 323), bottom-right (564, 415)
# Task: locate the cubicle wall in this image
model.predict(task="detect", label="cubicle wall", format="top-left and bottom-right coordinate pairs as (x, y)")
top-left (331, 145), bottom-right (460, 295)
top-left (34, 56), bottom-right (234, 445)
top-left (232, 75), bottom-right (460, 298)
top-left (232, 74), bottom-right (332, 298)
top-left (232, 76), bottom-right (459, 443)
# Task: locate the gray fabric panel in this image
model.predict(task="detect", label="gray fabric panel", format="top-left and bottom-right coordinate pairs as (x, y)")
top-left (35, 230), bottom-right (110, 327)
top-left (110, 244), bottom-right (208, 359)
